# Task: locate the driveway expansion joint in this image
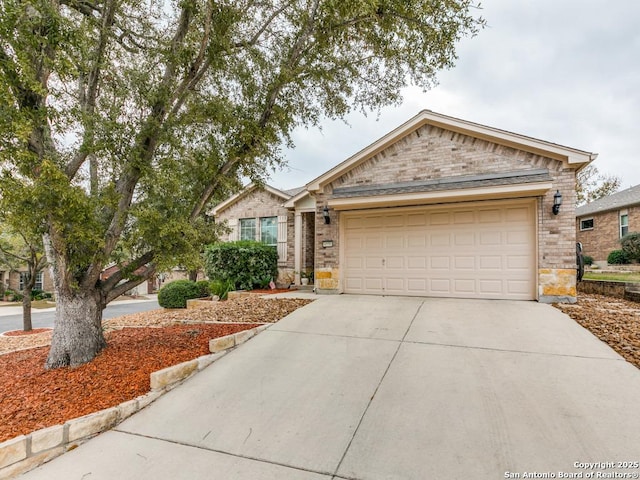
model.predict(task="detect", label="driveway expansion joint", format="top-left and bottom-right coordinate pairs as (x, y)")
top-left (330, 300), bottom-right (425, 478)
top-left (112, 429), bottom-right (337, 478)
top-left (403, 339), bottom-right (626, 361)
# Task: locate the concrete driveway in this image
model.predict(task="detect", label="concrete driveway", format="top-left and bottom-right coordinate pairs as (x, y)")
top-left (21, 295), bottom-right (640, 479)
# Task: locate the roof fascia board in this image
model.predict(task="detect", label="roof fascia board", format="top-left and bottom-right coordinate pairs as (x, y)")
top-left (212, 183), bottom-right (291, 216)
top-left (327, 181), bottom-right (552, 211)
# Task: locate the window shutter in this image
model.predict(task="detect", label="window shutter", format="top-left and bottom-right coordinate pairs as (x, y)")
top-left (228, 219), bottom-right (238, 241)
top-left (277, 215), bottom-right (288, 263)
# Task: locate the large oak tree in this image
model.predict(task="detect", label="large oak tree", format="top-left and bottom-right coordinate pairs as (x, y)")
top-left (0, 0), bottom-right (484, 368)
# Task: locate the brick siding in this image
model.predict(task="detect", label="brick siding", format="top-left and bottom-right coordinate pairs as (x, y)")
top-left (577, 205), bottom-right (640, 262)
top-left (215, 188), bottom-right (295, 270)
top-left (313, 123), bottom-right (578, 298)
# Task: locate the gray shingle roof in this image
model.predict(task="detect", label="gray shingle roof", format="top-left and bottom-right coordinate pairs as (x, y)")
top-left (576, 184), bottom-right (640, 217)
top-left (332, 169), bottom-right (552, 198)
top-left (282, 186), bottom-right (305, 197)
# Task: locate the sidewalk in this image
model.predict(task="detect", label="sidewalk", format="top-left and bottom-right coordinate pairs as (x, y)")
top-left (0, 294), bottom-right (158, 318)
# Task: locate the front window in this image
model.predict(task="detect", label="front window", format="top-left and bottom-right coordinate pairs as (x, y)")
top-left (260, 217), bottom-right (277, 246)
top-left (620, 212), bottom-right (629, 238)
top-left (239, 218), bottom-right (256, 241)
top-left (20, 272), bottom-right (43, 292)
top-left (580, 218), bottom-right (594, 231)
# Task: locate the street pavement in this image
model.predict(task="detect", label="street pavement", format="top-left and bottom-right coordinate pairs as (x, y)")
top-left (0, 295), bottom-right (159, 333)
top-left (19, 295), bottom-right (640, 479)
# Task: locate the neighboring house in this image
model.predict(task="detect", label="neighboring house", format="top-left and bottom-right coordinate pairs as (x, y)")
top-left (0, 268), bottom-right (54, 294)
top-left (213, 110), bottom-right (596, 303)
top-left (576, 184), bottom-right (640, 263)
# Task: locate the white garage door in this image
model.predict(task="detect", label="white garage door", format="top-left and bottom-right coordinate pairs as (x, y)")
top-left (342, 200), bottom-right (536, 300)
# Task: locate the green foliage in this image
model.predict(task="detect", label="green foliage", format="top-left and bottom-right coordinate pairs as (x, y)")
top-left (4, 289), bottom-right (23, 302)
top-left (209, 279), bottom-right (235, 300)
top-left (0, 0), bottom-right (484, 365)
top-left (204, 241), bottom-right (278, 291)
top-left (583, 255), bottom-right (594, 266)
top-left (576, 165), bottom-right (621, 206)
top-left (157, 280), bottom-right (201, 308)
top-left (607, 250), bottom-right (631, 265)
top-left (195, 280), bottom-right (211, 298)
top-left (620, 232), bottom-right (640, 260)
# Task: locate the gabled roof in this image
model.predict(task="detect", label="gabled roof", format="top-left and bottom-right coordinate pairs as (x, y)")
top-left (211, 183), bottom-right (292, 216)
top-left (576, 184), bottom-right (640, 217)
top-left (306, 110), bottom-right (597, 192)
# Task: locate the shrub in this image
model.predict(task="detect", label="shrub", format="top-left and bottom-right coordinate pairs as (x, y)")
top-left (5, 289), bottom-right (23, 302)
top-left (158, 280), bottom-right (201, 308)
top-left (204, 241), bottom-right (278, 291)
top-left (620, 232), bottom-right (640, 260)
top-left (195, 280), bottom-right (211, 298)
top-left (607, 250), bottom-right (631, 265)
top-left (210, 279), bottom-right (235, 300)
top-left (583, 255), bottom-right (594, 266)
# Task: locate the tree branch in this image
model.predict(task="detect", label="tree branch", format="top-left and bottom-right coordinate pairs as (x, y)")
top-left (100, 250), bottom-right (156, 293)
top-left (105, 263), bottom-right (156, 304)
top-left (65, 0), bottom-right (118, 179)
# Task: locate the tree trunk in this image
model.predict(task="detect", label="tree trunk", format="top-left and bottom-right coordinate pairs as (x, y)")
top-left (188, 269), bottom-right (198, 282)
top-left (46, 288), bottom-right (106, 369)
top-left (22, 288), bottom-right (33, 331)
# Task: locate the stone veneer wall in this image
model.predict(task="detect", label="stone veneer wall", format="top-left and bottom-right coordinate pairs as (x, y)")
top-left (312, 123), bottom-right (579, 302)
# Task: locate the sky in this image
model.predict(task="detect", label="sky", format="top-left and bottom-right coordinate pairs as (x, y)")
top-left (269, 0), bottom-right (640, 192)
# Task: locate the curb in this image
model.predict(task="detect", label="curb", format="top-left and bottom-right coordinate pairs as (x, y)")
top-left (0, 323), bottom-right (271, 479)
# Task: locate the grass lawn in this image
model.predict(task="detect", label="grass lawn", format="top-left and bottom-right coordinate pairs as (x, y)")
top-left (583, 271), bottom-right (640, 282)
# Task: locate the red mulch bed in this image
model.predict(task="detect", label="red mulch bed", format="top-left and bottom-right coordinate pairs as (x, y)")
top-left (0, 323), bottom-right (259, 443)
top-left (2, 328), bottom-right (52, 337)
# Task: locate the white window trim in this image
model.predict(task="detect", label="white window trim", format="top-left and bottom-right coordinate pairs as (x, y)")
top-left (620, 210), bottom-right (629, 238)
top-left (579, 217), bottom-right (594, 231)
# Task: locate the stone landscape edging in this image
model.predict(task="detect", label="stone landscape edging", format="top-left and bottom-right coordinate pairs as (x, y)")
top-left (0, 323), bottom-right (271, 479)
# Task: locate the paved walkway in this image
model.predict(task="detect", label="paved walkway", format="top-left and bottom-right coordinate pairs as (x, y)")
top-left (20, 295), bottom-right (640, 479)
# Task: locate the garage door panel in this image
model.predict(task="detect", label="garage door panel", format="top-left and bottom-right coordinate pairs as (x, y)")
top-left (407, 278), bottom-right (427, 292)
top-left (408, 235), bottom-right (427, 247)
top-left (430, 279), bottom-right (451, 293)
top-left (430, 256), bottom-right (450, 269)
top-left (479, 280), bottom-right (503, 294)
top-left (479, 231), bottom-right (502, 246)
top-left (407, 213), bottom-right (427, 226)
top-left (479, 256), bottom-right (502, 269)
top-left (365, 257), bottom-right (384, 268)
top-left (346, 256), bottom-right (364, 269)
top-left (408, 257), bottom-right (427, 269)
top-left (364, 278), bottom-right (384, 290)
top-left (454, 256), bottom-right (475, 269)
top-left (430, 234), bottom-right (450, 247)
top-left (385, 278), bottom-right (405, 292)
top-left (507, 280), bottom-right (532, 294)
top-left (386, 256), bottom-right (404, 269)
top-left (478, 209), bottom-right (502, 223)
top-left (453, 211), bottom-right (475, 224)
top-left (429, 212), bottom-right (450, 225)
top-left (343, 201), bottom-right (535, 300)
top-left (453, 233), bottom-right (474, 246)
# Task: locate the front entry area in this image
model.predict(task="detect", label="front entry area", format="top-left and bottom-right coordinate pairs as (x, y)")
top-left (341, 199), bottom-right (537, 300)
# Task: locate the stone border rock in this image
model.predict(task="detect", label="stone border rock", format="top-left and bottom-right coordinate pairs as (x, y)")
top-left (0, 323), bottom-right (271, 479)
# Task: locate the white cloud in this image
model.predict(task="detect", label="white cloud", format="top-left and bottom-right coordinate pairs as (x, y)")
top-left (271, 0), bottom-right (640, 190)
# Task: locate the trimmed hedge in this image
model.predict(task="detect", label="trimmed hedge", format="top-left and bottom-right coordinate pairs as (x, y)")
top-left (158, 280), bottom-right (202, 308)
top-left (204, 241), bottom-right (278, 291)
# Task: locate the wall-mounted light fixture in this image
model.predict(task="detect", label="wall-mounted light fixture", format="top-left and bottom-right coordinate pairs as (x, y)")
top-left (323, 206), bottom-right (331, 224)
top-left (552, 190), bottom-right (562, 215)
